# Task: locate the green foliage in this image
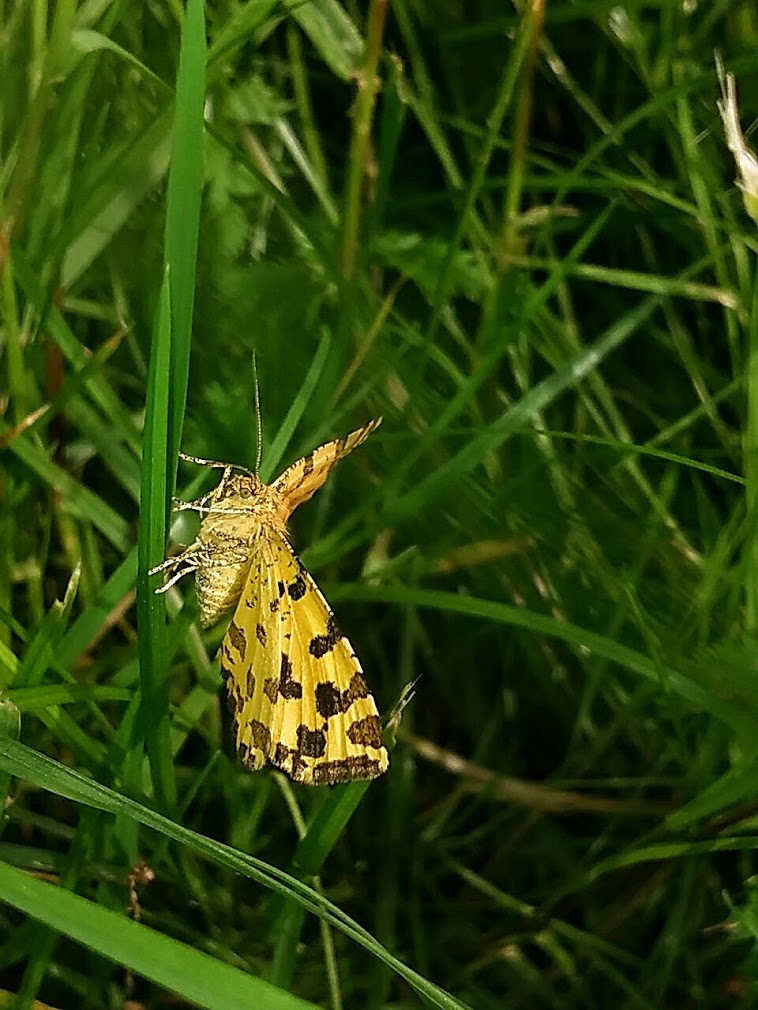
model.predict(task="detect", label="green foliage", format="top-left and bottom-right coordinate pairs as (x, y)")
top-left (1, 1), bottom-right (758, 1008)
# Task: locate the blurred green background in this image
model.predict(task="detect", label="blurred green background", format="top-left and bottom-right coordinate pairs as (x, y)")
top-left (2, 1), bottom-right (758, 1008)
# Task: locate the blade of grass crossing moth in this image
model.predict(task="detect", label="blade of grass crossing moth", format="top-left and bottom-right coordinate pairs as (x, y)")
top-left (260, 330), bottom-right (332, 482)
top-left (137, 266), bottom-right (176, 812)
top-left (164, 0), bottom-right (206, 474)
top-left (0, 739), bottom-right (472, 1010)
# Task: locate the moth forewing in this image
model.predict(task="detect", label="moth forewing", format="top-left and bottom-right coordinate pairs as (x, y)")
top-left (273, 418), bottom-right (382, 518)
top-left (152, 418), bottom-right (388, 783)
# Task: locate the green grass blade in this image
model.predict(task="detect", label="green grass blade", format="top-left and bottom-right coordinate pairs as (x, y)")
top-left (137, 267), bottom-right (175, 811)
top-left (61, 112), bottom-right (173, 287)
top-left (0, 738), bottom-right (471, 1010)
top-left (269, 779), bottom-right (373, 986)
top-left (57, 550), bottom-right (137, 667)
top-left (165, 0), bottom-right (206, 472)
top-left (0, 858), bottom-right (320, 1010)
top-left (283, 0), bottom-right (362, 81)
top-left (260, 331), bottom-right (332, 482)
top-left (6, 433), bottom-right (130, 551)
top-left (384, 293), bottom-right (663, 524)
top-left (341, 584), bottom-right (757, 735)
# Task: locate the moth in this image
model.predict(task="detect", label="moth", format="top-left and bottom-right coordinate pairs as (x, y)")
top-left (150, 419), bottom-right (389, 785)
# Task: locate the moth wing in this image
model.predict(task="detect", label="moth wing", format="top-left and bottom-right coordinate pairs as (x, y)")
top-left (272, 418), bottom-right (382, 517)
top-left (220, 528), bottom-right (388, 784)
top-left (218, 530), bottom-right (283, 771)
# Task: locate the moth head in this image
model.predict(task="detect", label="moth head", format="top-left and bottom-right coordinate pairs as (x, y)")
top-left (213, 471), bottom-right (264, 504)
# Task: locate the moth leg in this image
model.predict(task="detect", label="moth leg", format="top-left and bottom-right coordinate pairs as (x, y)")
top-left (173, 459), bottom-right (252, 516)
top-left (172, 488), bottom-right (228, 514)
top-left (148, 542), bottom-right (202, 591)
top-left (171, 466), bottom-right (236, 515)
top-left (148, 555), bottom-right (183, 576)
top-left (174, 487), bottom-right (267, 519)
top-left (172, 494), bottom-right (258, 518)
top-left (191, 542), bottom-right (252, 568)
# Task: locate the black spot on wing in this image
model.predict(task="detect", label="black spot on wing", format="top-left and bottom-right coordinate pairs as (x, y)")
top-left (287, 573), bottom-right (307, 601)
top-left (263, 677), bottom-right (278, 703)
top-left (311, 755), bottom-right (383, 784)
top-left (314, 668), bottom-right (372, 719)
top-left (272, 742), bottom-right (306, 780)
top-left (256, 623), bottom-right (267, 646)
top-left (228, 623), bottom-right (247, 660)
top-left (238, 720), bottom-right (271, 767)
top-left (308, 614), bottom-right (342, 658)
top-left (225, 674), bottom-right (243, 714)
top-left (347, 715), bottom-right (384, 748)
top-left (296, 724), bottom-right (327, 758)
top-left (249, 720), bottom-right (271, 751)
top-left (279, 653), bottom-right (302, 699)
top-left (348, 671), bottom-right (369, 699)
top-left (315, 681), bottom-right (343, 718)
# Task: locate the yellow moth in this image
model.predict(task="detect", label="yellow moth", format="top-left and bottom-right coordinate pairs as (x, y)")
top-left (150, 419), bottom-right (389, 785)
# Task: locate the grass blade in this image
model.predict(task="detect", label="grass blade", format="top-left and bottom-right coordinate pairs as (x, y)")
top-left (137, 267), bottom-right (175, 811)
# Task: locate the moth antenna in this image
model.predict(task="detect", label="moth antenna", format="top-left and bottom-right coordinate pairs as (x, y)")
top-left (253, 351), bottom-right (263, 477)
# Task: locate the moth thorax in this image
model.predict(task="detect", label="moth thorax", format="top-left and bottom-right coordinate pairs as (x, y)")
top-left (194, 476), bottom-right (284, 627)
